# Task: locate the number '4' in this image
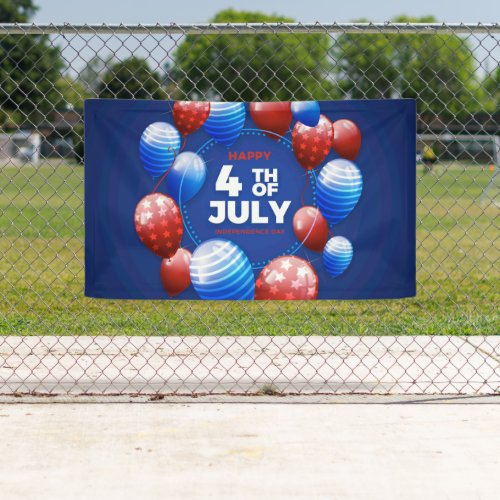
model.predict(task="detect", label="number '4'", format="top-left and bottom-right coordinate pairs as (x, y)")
top-left (215, 165), bottom-right (242, 197)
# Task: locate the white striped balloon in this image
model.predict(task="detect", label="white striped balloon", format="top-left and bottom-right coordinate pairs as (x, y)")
top-left (139, 122), bottom-right (181, 177)
top-left (203, 102), bottom-right (246, 147)
top-left (317, 159), bottom-right (363, 225)
top-left (323, 236), bottom-right (353, 277)
top-left (189, 238), bottom-right (255, 300)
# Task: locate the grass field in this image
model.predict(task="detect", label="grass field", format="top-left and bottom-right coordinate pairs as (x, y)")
top-left (0, 161), bottom-right (498, 335)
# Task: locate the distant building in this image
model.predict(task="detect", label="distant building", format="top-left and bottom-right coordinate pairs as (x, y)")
top-left (0, 130), bottom-right (42, 164)
top-left (37, 109), bottom-right (82, 159)
top-left (1, 108), bottom-right (81, 164)
top-left (417, 111), bottom-right (499, 163)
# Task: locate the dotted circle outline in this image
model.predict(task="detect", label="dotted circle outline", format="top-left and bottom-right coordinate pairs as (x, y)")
top-left (181, 129), bottom-right (317, 270)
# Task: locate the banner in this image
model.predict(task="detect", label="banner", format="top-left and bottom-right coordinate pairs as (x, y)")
top-left (85, 99), bottom-right (415, 300)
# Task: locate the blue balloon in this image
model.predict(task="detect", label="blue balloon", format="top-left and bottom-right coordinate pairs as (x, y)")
top-left (323, 236), bottom-right (353, 277)
top-left (140, 122), bottom-right (181, 177)
top-left (190, 239), bottom-right (255, 300)
top-left (204, 102), bottom-right (246, 147)
top-left (291, 101), bottom-right (320, 127)
top-left (166, 152), bottom-right (206, 203)
top-left (317, 159), bottom-right (363, 225)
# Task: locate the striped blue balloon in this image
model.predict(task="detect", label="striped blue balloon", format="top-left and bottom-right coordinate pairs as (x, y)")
top-left (323, 236), bottom-right (353, 277)
top-left (139, 122), bottom-right (181, 177)
top-left (317, 159), bottom-right (363, 225)
top-left (203, 102), bottom-right (246, 147)
top-left (190, 239), bottom-right (255, 300)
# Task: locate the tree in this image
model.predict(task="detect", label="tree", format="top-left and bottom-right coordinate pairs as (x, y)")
top-left (333, 19), bottom-right (397, 100)
top-left (55, 77), bottom-right (89, 111)
top-left (98, 57), bottom-right (166, 100)
top-left (171, 9), bottom-right (338, 101)
top-left (78, 55), bottom-right (116, 95)
top-left (0, 0), bottom-right (65, 126)
top-left (483, 66), bottom-right (500, 113)
top-left (0, 0), bottom-right (35, 21)
top-left (333, 16), bottom-right (482, 118)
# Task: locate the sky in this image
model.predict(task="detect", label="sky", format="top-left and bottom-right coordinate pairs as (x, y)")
top-left (29, 0), bottom-right (499, 78)
top-left (32, 0), bottom-right (500, 24)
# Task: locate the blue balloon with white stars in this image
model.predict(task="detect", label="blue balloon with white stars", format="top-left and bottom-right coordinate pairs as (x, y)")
top-left (190, 238), bottom-right (255, 300)
top-left (203, 102), bottom-right (246, 147)
top-left (323, 236), bottom-right (353, 277)
top-left (139, 122), bottom-right (181, 177)
top-left (291, 101), bottom-right (321, 127)
top-left (166, 152), bottom-right (206, 203)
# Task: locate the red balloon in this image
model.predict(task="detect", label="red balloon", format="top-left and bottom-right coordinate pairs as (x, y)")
top-left (173, 101), bottom-right (210, 136)
top-left (332, 119), bottom-right (361, 160)
top-left (255, 256), bottom-right (318, 300)
top-left (292, 114), bottom-right (333, 170)
top-left (293, 206), bottom-right (329, 252)
top-left (134, 193), bottom-right (183, 259)
top-left (250, 102), bottom-right (292, 140)
top-left (160, 248), bottom-right (192, 297)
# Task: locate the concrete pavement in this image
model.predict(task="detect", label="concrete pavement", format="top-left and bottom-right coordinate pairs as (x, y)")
top-left (0, 402), bottom-right (498, 499)
top-left (1, 336), bottom-right (499, 395)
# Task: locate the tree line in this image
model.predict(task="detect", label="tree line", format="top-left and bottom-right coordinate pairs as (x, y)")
top-left (0, 1), bottom-right (498, 130)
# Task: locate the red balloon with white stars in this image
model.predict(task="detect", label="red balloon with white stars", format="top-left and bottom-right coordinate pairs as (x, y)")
top-left (291, 114), bottom-right (333, 170)
top-left (173, 101), bottom-right (211, 136)
top-left (134, 193), bottom-right (183, 259)
top-left (255, 256), bottom-right (318, 300)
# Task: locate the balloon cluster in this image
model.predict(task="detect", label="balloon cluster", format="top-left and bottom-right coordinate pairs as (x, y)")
top-left (238, 101), bottom-right (362, 290)
top-left (136, 101), bottom-right (255, 299)
top-left (136, 102), bottom-right (210, 297)
top-left (135, 100), bottom-right (363, 300)
top-left (284, 104), bottom-right (362, 280)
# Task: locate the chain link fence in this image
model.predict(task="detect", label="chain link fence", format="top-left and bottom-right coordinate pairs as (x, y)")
top-left (0, 23), bottom-right (498, 396)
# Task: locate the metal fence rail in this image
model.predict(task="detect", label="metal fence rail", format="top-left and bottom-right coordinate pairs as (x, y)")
top-left (0, 22), bottom-right (499, 34)
top-left (0, 23), bottom-right (498, 396)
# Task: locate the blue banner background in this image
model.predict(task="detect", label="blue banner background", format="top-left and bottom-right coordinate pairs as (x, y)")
top-left (85, 99), bottom-right (416, 300)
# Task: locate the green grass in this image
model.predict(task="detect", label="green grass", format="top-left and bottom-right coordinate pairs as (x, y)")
top-left (0, 161), bottom-right (498, 335)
